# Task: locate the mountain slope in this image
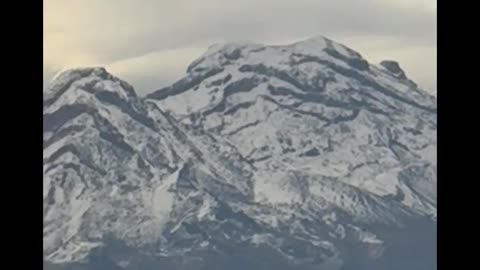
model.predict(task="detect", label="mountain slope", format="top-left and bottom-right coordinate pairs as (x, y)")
top-left (146, 36), bottom-right (437, 219)
top-left (43, 67), bottom-right (255, 263)
top-left (44, 36), bottom-right (436, 270)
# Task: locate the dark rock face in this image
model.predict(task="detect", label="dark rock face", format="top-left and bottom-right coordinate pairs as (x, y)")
top-left (380, 60), bottom-right (407, 80)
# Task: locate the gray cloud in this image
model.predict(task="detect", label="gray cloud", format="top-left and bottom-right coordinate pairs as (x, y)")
top-left (44, 0), bottom-right (436, 95)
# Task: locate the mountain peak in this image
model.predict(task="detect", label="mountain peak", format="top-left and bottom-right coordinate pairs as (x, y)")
top-left (182, 35), bottom-right (368, 77)
top-left (290, 35), bottom-right (330, 47)
top-left (206, 41), bottom-right (263, 53)
top-left (44, 67), bottom-right (138, 108)
top-left (48, 67), bottom-right (110, 86)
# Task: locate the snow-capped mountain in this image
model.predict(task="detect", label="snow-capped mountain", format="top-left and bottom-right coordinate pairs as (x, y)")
top-left (43, 36), bottom-right (436, 270)
top-left (146, 36), bottom-right (436, 219)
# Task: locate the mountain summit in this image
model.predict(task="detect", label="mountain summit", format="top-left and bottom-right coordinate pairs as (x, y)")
top-left (44, 36), bottom-right (436, 270)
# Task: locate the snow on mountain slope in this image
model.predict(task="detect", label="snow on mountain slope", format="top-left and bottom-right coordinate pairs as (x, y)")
top-left (44, 36), bottom-right (436, 270)
top-left (146, 35), bottom-right (437, 219)
top-left (43, 67), bottom-right (255, 264)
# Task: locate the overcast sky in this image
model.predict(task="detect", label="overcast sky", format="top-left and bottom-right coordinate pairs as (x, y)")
top-left (44, 0), bottom-right (436, 96)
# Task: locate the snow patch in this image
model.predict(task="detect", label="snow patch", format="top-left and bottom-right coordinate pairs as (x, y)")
top-left (254, 170), bottom-right (302, 205)
top-left (251, 233), bottom-right (272, 245)
top-left (151, 167), bottom-right (180, 227)
top-left (197, 197), bottom-right (214, 220)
